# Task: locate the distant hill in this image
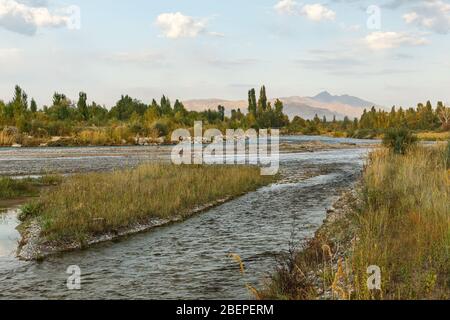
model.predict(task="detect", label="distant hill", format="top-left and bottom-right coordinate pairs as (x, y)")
top-left (312, 91), bottom-right (379, 109)
top-left (182, 92), bottom-right (381, 120)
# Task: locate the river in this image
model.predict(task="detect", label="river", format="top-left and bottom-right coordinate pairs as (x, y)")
top-left (0, 136), bottom-right (372, 299)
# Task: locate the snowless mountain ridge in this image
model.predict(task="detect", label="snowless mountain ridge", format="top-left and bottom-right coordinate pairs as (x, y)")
top-left (182, 91), bottom-right (380, 120)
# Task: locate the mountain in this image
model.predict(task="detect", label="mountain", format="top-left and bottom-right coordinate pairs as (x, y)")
top-left (312, 91), bottom-right (378, 109)
top-left (182, 92), bottom-right (381, 120)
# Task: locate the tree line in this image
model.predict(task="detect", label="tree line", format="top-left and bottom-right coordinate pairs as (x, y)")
top-left (1, 85), bottom-right (449, 142)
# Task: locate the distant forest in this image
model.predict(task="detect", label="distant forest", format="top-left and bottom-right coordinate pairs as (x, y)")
top-left (0, 85), bottom-right (449, 146)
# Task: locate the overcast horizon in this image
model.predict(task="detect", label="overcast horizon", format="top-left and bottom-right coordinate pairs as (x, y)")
top-left (1, 0), bottom-right (450, 108)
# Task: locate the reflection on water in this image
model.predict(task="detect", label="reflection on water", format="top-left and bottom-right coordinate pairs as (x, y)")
top-left (0, 208), bottom-right (20, 258)
top-left (0, 137), bottom-right (371, 299)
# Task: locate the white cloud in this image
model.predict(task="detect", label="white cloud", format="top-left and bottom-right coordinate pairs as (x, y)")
top-left (274, 1), bottom-right (336, 22)
top-left (274, 0), bottom-right (299, 15)
top-left (403, 12), bottom-right (419, 24)
top-left (403, 0), bottom-right (450, 34)
top-left (0, 0), bottom-right (71, 35)
top-left (301, 4), bottom-right (336, 21)
top-left (155, 12), bottom-right (207, 39)
top-left (365, 31), bottom-right (428, 50)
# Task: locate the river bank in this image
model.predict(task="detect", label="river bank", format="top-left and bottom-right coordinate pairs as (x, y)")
top-left (260, 145), bottom-right (450, 300)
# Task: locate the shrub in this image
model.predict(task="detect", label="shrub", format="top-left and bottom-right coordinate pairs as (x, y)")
top-left (383, 128), bottom-right (417, 154)
top-left (152, 121), bottom-right (169, 137)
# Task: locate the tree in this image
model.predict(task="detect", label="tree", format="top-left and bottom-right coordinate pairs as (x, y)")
top-left (77, 92), bottom-right (88, 121)
top-left (10, 85), bottom-right (28, 117)
top-left (0, 100), bottom-right (5, 124)
top-left (110, 95), bottom-right (147, 120)
top-left (258, 85), bottom-right (267, 114)
top-left (217, 105), bottom-right (225, 122)
top-left (248, 89), bottom-right (257, 116)
top-left (436, 102), bottom-right (450, 130)
top-left (160, 95), bottom-right (172, 116)
top-left (30, 98), bottom-right (37, 113)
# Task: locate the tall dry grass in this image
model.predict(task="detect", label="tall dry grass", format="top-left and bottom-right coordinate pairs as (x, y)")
top-left (25, 164), bottom-right (274, 242)
top-left (260, 145), bottom-right (449, 300)
top-left (417, 131), bottom-right (450, 141)
top-left (0, 131), bottom-right (15, 146)
top-left (77, 130), bottom-right (111, 145)
top-left (352, 146), bottom-right (449, 299)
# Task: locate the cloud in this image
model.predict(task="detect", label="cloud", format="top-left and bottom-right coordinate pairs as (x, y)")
top-left (0, 0), bottom-right (72, 35)
top-left (274, 1), bottom-right (336, 22)
top-left (403, 0), bottom-right (450, 34)
top-left (155, 12), bottom-right (208, 39)
top-left (365, 31), bottom-right (428, 50)
top-left (274, 0), bottom-right (299, 15)
top-left (301, 4), bottom-right (336, 21)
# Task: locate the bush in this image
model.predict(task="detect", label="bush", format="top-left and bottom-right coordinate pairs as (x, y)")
top-left (152, 121), bottom-right (169, 137)
top-left (383, 128), bottom-right (417, 154)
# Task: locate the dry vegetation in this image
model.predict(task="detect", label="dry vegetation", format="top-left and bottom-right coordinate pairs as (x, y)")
top-left (21, 164), bottom-right (274, 242)
top-left (352, 146), bottom-right (449, 299)
top-left (261, 145), bottom-right (450, 300)
top-left (417, 131), bottom-right (450, 141)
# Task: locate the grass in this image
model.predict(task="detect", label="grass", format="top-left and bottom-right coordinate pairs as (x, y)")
top-left (0, 175), bottom-right (62, 200)
top-left (352, 146), bottom-right (449, 299)
top-left (417, 131), bottom-right (450, 141)
top-left (22, 164), bottom-right (275, 242)
top-left (261, 145), bottom-right (449, 300)
top-left (0, 131), bottom-right (15, 146)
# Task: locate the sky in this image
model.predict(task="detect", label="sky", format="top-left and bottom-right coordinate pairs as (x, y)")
top-left (0, 0), bottom-right (449, 108)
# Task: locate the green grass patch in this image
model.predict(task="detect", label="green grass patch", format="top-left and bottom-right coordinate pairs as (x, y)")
top-left (0, 175), bottom-right (62, 200)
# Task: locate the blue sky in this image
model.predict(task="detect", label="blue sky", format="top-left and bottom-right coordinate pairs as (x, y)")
top-left (1, 0), bottom-right (449, 107)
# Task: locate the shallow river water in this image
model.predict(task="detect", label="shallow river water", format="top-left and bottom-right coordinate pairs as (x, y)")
top-left (0, 136), bottom-right (372, 299)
